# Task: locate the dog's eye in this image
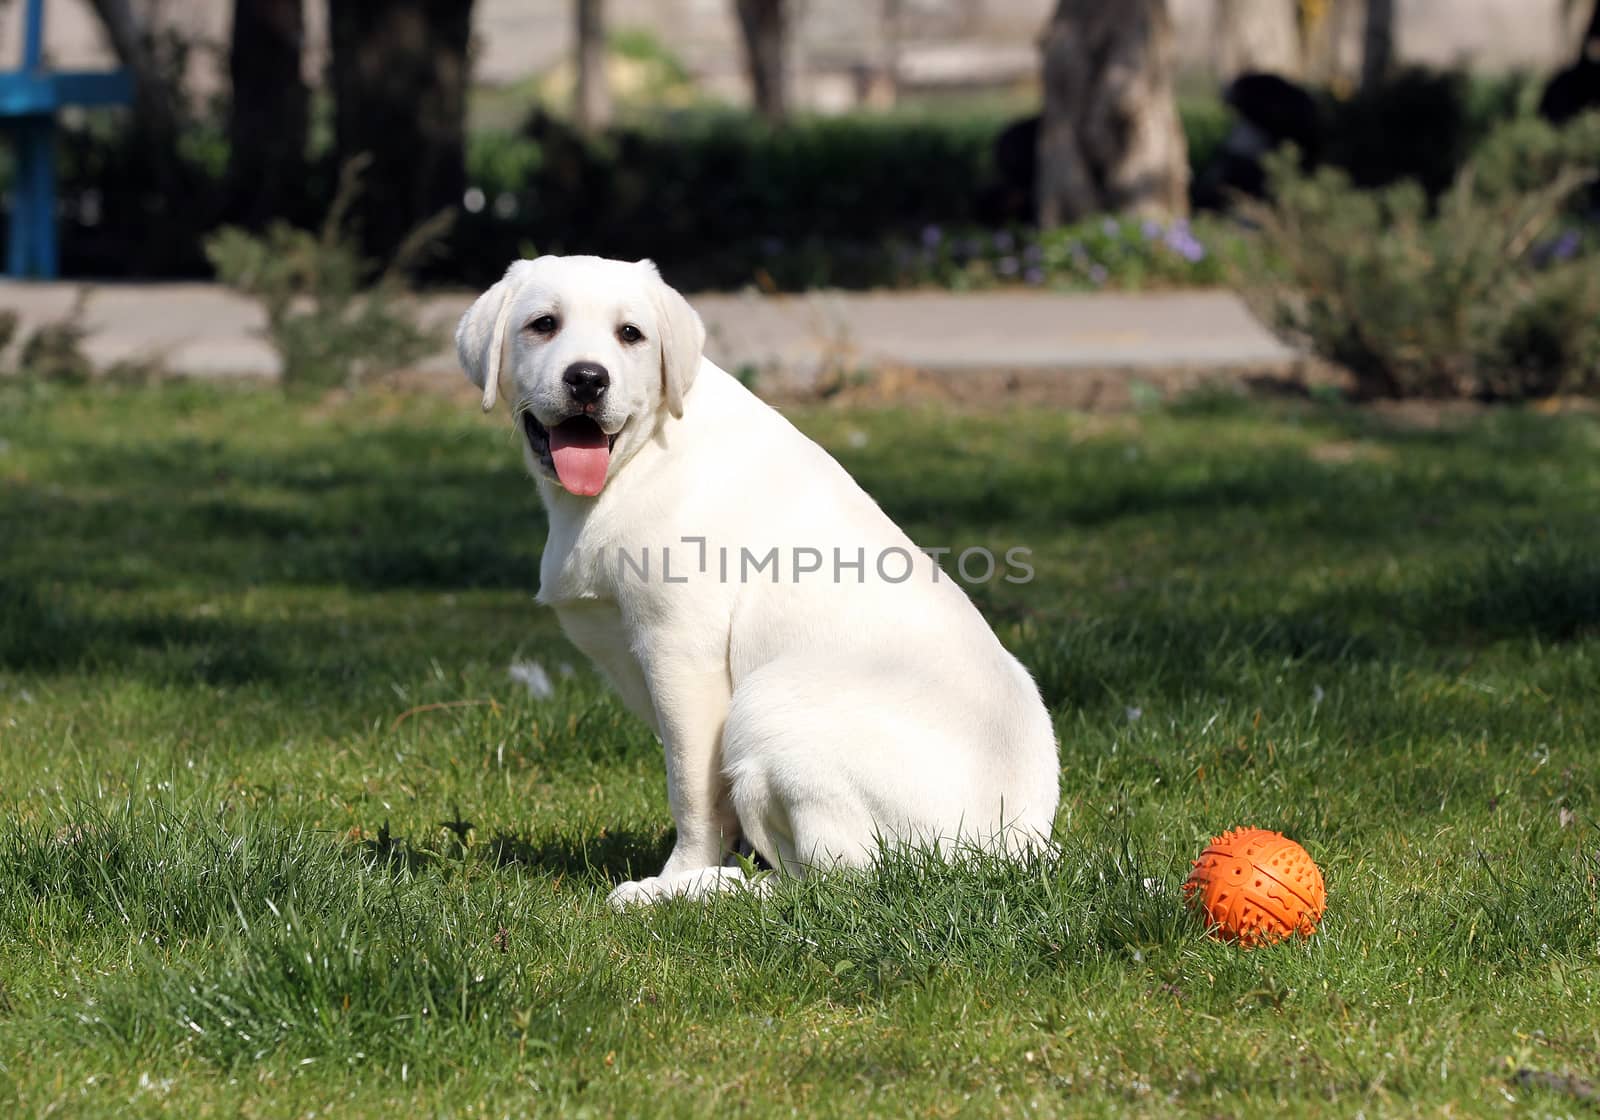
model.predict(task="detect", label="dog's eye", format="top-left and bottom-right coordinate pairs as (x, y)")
top-left (617, 324), bottom-right (644, 344)
top-left (528, 315), bottom-right (559, 335)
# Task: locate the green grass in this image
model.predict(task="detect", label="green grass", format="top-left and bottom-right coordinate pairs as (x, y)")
top-left (2, 380), bottom-right (1598, 1116)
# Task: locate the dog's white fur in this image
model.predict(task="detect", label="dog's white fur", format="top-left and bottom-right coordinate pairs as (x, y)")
top-left (458, 255), bottom-right (1059, 907)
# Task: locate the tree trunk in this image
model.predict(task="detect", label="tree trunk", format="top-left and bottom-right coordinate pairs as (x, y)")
top-left (226, 0), bottom-right (308, 229)
top-left (82, 0), bottom-right (147, 82)
top-left (1036, 0), bottom-right (1189, 227)
top-left (83, 0), bottom-right (179, 137)
top-left (1213, 0), bottom-right (1302, 78)
top-left (1301, 0), bottom-right (1355, 84)
top-left (327, 0), bottom-right (473, 260)
top-left (574, 0), bottom-right (611, 133)
top-left (1583, 0), bottom-right (1600, 60)
top-left (875, 0), bottom-right (903, 109)
top-left (1361, 0), bottom-right (1396, 90)
top-left (734, 0), bottom-right (788, 124)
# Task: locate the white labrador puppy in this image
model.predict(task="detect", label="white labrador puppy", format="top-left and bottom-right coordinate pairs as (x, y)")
top-left (457, 255), bottom-right (1059, 907)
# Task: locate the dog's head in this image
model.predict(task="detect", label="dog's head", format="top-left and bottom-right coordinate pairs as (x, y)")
top-left (456, 255), bottom-right (705, 497)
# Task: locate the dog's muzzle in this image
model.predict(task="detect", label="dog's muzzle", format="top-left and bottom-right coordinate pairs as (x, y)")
top-left (523, 412), bottom-right (620, 497)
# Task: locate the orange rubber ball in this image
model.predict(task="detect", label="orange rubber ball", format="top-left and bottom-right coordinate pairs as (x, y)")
top-left (1183, 827), bottom-right (1326, 947)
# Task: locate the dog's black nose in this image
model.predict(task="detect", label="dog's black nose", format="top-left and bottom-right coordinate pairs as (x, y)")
top-left (562, 361), bottom-right (610, 405)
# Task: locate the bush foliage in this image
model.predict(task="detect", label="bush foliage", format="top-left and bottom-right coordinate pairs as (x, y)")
top-left (204, 159), bottom-right (448, 394)
top-left (1247, 114), bottom-right (1600, 401)
top-left (455, 108), bottom-right (1008, 289)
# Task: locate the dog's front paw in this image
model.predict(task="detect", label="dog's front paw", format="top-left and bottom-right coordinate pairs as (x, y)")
top-left (607, 866), bottom-right (768, 910)
top-left (606, 877), bottom-right (667, 910)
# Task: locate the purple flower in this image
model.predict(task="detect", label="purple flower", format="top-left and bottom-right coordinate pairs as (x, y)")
top-left (1022, 243), bottom-right (1044, 265)
top-left (1140, 219), bottom-right (1162, 241)
top-left (921, 224), bottom-right (943, 248)
top-left (1101, 218), bottom-right (1120, 237)
top-left (1024, 266), bottom-right (1046, 286)
top-left (1163, 227), bottom-right (1207, 264)
top-left (962, 236), bottom-right (986, 258)
top-left (1088, 263), bottom-right (1109, 286)
top-left (1532, 229), bottom-right (1583, 267)
top-left (993, 230), bottom-right (1016, 253)
top-left (997, 255), bottom-right (1020, 277)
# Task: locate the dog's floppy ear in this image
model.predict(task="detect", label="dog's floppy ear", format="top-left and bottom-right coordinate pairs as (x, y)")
top-left (456, 261), bottom-right (533, 413)
top-left (640, 259), bottom-right (705, 419)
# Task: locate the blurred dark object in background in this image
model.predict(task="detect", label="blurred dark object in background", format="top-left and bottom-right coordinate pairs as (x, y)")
top-left (1192, 67), bottom-right (1544, 214)
top-left (1540, 58), bottom-right (1600, 125)
top-left (975, 115), bottom-right (1038, 227)
top-left (1325, 68), bottom-right (1472, 196)
top-left (1539, 0), bottom-right (1600, 125)
top-left (1192, 72), bottom-right (1321, 208)
top-left (1537, 0), bottom-right (1600, 215)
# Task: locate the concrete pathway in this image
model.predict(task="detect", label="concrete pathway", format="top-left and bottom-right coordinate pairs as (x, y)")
top-left (0, 280), bottom-right (1298, 402)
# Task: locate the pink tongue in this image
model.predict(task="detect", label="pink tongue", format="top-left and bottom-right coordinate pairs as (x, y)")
top-left (549, 420), bottom-right (611, 496)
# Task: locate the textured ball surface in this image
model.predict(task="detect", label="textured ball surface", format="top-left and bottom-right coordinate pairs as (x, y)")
top-left (1183, 827), bottom-right (1326, 947)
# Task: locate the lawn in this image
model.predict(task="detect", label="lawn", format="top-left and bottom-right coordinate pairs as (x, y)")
top-left (1, 380), bottom-right (1597, 1117)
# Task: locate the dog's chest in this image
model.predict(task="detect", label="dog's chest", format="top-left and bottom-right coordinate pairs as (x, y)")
top-left (550, 597), bottom-right (657, 727)
top-left (535, 499), bottom-right (624, 605)
top-left (535, 478), bottom-right (687, 608)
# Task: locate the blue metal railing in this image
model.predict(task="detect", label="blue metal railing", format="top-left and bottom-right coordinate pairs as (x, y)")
top-left (1, 0), bottom-right (133, 278)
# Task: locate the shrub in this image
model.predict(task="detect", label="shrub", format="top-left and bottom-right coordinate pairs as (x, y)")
top-left (204, 158), bottom-right (449, 394)
top-left (1468, 111), bottom-right (1600, 209)
top-left (454, 107), bottom-right (1008, 290)
top-left (1178, 93), bottom-right (1235, 181)
top-left (17, 310), bottom-right (94, 385)
top-left (1245, 114), bottom-right (1600, 400)
top-left (1, 290), bottom-right (95, 383)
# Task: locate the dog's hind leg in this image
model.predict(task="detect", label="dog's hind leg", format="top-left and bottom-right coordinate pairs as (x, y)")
top-left (721, 657), bottom-right (1055, 877)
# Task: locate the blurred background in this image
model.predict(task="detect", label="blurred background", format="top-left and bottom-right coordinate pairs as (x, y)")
top-left (2, 0), bottom-right (1598, 403)
top-left (1, 0), bottom-right (1594, 293)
